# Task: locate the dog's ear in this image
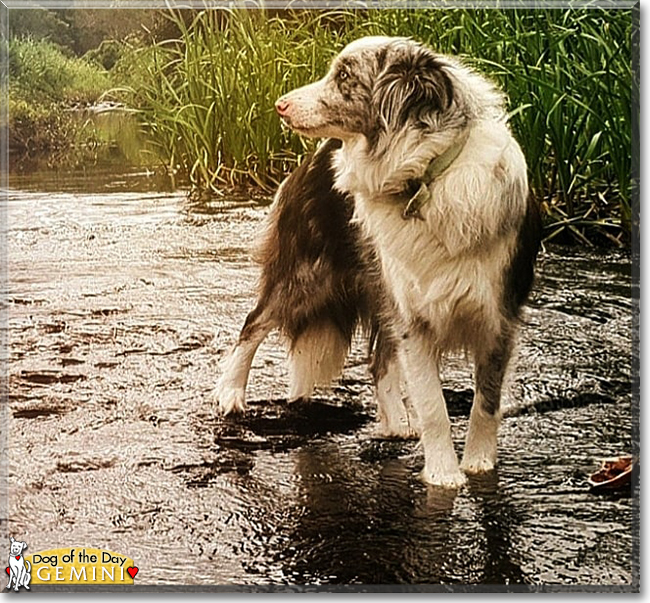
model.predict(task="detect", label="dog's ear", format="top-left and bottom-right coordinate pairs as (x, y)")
top-left (20, 542), bottom-right (27, 552)
top-left (10, 537), bottom-right (15, 544)
top-left (373, 43), bottom-right (454, 130)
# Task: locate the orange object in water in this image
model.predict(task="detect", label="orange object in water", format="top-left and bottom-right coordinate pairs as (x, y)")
top-left (588, 455), bottom-right (635, 493)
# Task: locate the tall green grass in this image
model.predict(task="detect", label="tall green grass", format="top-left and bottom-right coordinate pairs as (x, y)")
top-left (118, 8), bottom-right (634, 245)
top-left (117, 9), bottom-right (376, 190)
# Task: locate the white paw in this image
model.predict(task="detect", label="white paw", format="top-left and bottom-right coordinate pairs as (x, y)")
top-left (420, 467), bottom-right (467, 489)
top-left (213, 381), bottom-right (247, 415)
top-left (460, 455), bottom-right (496, 474)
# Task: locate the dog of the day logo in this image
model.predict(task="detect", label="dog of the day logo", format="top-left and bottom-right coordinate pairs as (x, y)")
top-left (6, 537), bottom-right (31, 591)
top-left (6, 538), bottom-right (138, 587)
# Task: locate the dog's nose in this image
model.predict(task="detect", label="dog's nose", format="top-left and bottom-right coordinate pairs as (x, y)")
top-left (275, 98), bottom-right (291, 116)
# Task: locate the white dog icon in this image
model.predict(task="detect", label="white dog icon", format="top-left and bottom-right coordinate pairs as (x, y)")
top-left (6, 537), bottom-right (31, 591)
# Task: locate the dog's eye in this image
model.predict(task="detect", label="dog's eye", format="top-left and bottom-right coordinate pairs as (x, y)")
top-left (337, 68), bottom-right (349, 81)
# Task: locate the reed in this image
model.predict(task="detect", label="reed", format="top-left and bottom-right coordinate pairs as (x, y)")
top-left (117, 7), bottom-right (634, 245)
top-left (118, 10), bottom-right (369, 190)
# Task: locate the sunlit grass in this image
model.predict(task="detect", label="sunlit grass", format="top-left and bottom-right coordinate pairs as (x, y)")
top-left (116, 7), bottom-right (634, 245)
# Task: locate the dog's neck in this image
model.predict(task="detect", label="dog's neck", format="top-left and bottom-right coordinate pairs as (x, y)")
top-left (334, 125), bottom-right (469, 201)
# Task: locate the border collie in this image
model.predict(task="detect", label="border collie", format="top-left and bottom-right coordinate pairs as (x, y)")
top-left (216, 36), bottom-right (541, 488)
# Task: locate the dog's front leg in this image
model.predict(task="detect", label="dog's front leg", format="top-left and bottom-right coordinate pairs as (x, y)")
top-left (19, 567), bottom-right (30, 590)
top-left (214, 304), bottom-right (274, 415)
top-left (461, 330), bottom-right (513, 473)
top-left (398, 332), bottom-right (466, 488)
top-left (14, 570), bottom-right (23, 591)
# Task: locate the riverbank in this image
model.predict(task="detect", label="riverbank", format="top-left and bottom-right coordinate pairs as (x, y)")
top-left (7, 38), bottom-right (110, 157)
top-left (8, 6), bottom-right (636, 247)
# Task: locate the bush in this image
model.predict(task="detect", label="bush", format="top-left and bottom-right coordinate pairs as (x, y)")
top-left (8, 37), bottom-right (110, 157)
top-left (7, 98), bottom-right (79, 155)
top-left (9, 37), bottom-right (109, 105)
top-left (84, 38), bottom-right (130, 71)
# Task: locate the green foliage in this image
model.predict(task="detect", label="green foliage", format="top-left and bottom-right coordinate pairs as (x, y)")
top-left (9, 37), bottom-right (109, 105)
top-left (116, 8), bottom-right (633, 244)
top-left (8, 98), bottom-right (71, 154)
top-left (9, 8), bottom-right (158, 56)
top-left (8, 9), bottom-right (76, 50)
top-left (116, 9), bottom-right (376, 190)
top-left (84, 39), bottom-right (130, 70)
top-left (7, 38), bottom-right (110, 156)
top-left (105, 8), bottom-right (638, 245)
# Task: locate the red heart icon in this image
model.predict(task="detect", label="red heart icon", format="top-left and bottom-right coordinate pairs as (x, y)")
top-left (5, 567), bottom-right (9, 575)
top-left (15, 556), bottom-right (20, 561)
top-left (127, 567), bottom-right (138, 579)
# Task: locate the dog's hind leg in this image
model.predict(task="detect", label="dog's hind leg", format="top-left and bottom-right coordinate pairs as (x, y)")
top-left (371, 330), bottom-right (418, 439)
top-left (461, 330), bottom-right (514, 474)
top-left (214, 304), bottom-right (274, 415)
top-left (22, 563), bottom-right (31, 590)
top-left (288, 321), bottom-right (349, 401)
top-left (398, 332), bottom-right (466, 488)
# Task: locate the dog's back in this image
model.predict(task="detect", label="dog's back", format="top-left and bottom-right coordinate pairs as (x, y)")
top-left (256, 138), bottom-right (371, 342)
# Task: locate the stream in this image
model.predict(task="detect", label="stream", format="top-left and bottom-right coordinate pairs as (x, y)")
top-left (3, 166), bottom-right (638, 589)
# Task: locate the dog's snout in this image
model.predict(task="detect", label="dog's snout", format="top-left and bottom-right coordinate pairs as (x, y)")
top-left (275, 98), bottom-right (291, 116)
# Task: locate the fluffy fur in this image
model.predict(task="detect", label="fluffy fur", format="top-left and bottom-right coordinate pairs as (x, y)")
top-left (217, 36), bottom-right (541, 487)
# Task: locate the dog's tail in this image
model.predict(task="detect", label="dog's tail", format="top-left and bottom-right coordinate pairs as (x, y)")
top-left (288, 321), bottom-right (350, 401)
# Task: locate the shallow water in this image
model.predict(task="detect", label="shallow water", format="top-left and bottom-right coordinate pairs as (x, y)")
top-left (3, 170), bottom-right (638, 589)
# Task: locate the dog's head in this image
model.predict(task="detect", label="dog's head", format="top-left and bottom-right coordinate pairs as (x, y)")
top-left (10, 537), bottom-right (27, 556)
top-left (276, 36), bottom-right (464, 145)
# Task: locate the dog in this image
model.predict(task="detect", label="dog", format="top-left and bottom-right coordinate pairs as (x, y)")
top-left (217, 36), bottom-right (541, 487)
top-left (7, 537), bottom-right (31, 591)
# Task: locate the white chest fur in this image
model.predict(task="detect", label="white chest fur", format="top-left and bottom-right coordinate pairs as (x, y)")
top-left (333, 120), bottom-right (528, 352)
